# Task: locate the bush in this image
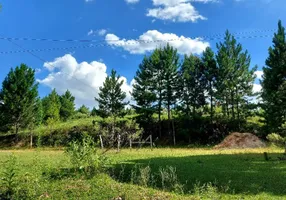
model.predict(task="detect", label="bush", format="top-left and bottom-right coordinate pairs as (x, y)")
top-left (65, 135), bottom-right (109, 176)
top-left (266, 133), bottom-right (286, 147)
top-left (0, 154), bottom-right (18, 199)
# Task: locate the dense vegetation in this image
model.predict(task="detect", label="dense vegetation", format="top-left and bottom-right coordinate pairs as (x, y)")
top-left (1, 21), bottom-right (286, 148)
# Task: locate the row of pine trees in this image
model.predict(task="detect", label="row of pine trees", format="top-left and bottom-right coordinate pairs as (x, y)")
top-left (1, 21), bottom-right (286, 144)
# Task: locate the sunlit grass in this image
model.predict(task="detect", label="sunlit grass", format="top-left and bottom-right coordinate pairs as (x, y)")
top-left (0, 147), bottom-right (285, 199)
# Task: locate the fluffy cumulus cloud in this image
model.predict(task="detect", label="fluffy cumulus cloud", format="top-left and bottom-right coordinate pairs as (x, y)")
top-left (254, 70), bottom-right (264, 80)
top-left (125, 0), bottom-right (140, 4)
top-left (38, 54), bottom-right (133, 108)
top-left (147, 0), bottom-right (217, 22)
top-left (105, 30), bottom-right (209, 55)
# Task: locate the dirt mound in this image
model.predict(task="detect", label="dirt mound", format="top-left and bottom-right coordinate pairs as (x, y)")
top-left (214, 132), bottom-right (266, 149)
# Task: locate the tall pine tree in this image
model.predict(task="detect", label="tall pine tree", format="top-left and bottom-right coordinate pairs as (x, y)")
top-left (262, 20), bottom-right (286, 133)
top-left (132, 56), bottom-right (156, 125)
top-left (202, 47), bottom-right (218, 122)
top-left (0, 64), bottom-right (38, 135)
top-left (216, 30), bottom-right (255, 123)
top-left (180, 54), bottom-right (206, 117)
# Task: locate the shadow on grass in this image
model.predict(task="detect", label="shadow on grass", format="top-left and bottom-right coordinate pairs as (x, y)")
top-left (111, 153), bottom-right (286, 196)
top-left (42, 167), bottom-right (100, 180)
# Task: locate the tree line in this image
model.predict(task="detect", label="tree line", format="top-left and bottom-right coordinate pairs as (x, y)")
top-left (1, 20), bottom-right (286, 145)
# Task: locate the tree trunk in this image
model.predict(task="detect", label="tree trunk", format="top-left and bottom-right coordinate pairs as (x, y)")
top-left (231, 90), bottom-right (235, 119)
top-left (210, 83), bottom-right (213, 123)
top-left (236, 87), bottom-right (240, 130)
top-left (171, 110), bottom-right (176, 146)
top-left (167, 103), bottom-right (171, 136)
top-left (30, 133), bottom-right (33, 148)
top-left (158, 90), bottom-right (162, 138)
top-left (226, 97), bottom-right (230, 118)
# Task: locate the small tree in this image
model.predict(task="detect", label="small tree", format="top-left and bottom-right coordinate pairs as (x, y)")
top-left (60, 90), bottom-right (75, 121)
top-left (0, 64), bottom-right (38, 136)
top-left (77, 105), bottom-right (90, 115)
top-left (95, 69), bottom-right (128, 151)
top-left (42, 89), bottom-right (61, 124)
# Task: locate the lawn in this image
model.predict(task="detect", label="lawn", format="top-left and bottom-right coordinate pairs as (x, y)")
top-left (0, 148), bottom-right (286, 199)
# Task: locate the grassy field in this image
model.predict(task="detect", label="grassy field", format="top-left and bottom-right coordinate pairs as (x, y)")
top-left (0, 148), bottom-right (286, 199)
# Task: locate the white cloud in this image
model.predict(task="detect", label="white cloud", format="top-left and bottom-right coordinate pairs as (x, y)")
top-left (147, 0), bottom-right (217, 22)
top-left (147, 3), bottom-right (206, 22)
top-left (87, 29), bottom-right (107, 36)
top-left (253, 84), bottom-right (262, 93)
top-left (125, 0), bottom-right (140, 4)
top-left (254, 70), bottom-right (263, 80)
top-left (85, 0), bottom-right (94, 2)
top-left (98, 29), bottom-right (107, 36)
top-left (87, 29), bottom-right (94, 36)
top-left (38, 54), bottom-right (133, 108)
top-left (105, 30), bottom-right (209, 55)
top-left (152, 0), bottom-right (217, 6)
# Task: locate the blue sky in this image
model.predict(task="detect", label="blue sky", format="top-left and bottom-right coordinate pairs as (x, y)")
top-left (0, 0), bottom-right (285, 107)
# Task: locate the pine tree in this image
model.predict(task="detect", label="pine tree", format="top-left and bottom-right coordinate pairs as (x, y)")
top-left (42, 89), bottom-right (61, 124)
top-left (202, 47), bottom-right (218, 122)
top-left (96, 69), bottom-right (128, 118)
top-left (262, 20), bottom-right (286, 133)
top-left (132, 56), bottom-right (156, 123)
top-left (216, 30), bottom-right (255, 122)
top-left (0, 64), bottom-right (38, 135)
top-left (77, 105), bottom-right (90, 115)
top-left (180, 54), bottom-right (206, 117)
top-left (60, 90), bottom-right (75, 121)
top-left (35, 98), bottom-right (43, 126)
top-left (149, 49), bottom-right (164, 138)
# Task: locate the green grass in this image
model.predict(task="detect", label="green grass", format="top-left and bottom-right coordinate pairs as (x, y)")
top-left (0, 148), bottom-right (286, 199)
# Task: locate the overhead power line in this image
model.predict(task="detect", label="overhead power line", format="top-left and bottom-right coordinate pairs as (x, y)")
top-left (0, 29), bottom-right (276, 43)
top-left (0, 34), bottom-right (274, 55)
top-left (2, 35), bottom-right (98, 92)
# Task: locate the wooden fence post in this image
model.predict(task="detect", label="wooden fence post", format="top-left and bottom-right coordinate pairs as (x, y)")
top-left (150, 135), bottom-right (153, 150)
top-left (117, 134), bottom-right (121, 153)
top-left (99, 135), bottom-right (104, 149)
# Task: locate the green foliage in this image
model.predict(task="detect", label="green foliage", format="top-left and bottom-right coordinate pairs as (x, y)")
top-left (202, 47), bottom-right (218, 121)
top-left (132, 56), bottom-right (156, 121)
top-left (0, 64), bottom-right (39, 135)
top-left (216, 30), bottom-right (256, 121)
top-left (96, 69), bottom-right (128, 118)
top-left (65, 135), bottom-right (108, 175)
top-left (179, 54), bottom-right (206, 116)
top-left (77, 104), bottom-right (90, 115)
top-left (159, 166), bottom-right (184, 193)
top-left (0, 154), bottom-right (17, 199)
top-left (42, 89), bottom-right (61, 123)
top-left (34, 98), bottom-right (43, 126)
top-left (267, 133), bottom-right (286, 147)
top-left (60, 90), bottom-right (75, 121)
top-left (262, 20), bottom-right (286, 133)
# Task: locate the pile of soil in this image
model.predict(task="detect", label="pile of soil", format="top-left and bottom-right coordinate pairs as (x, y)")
top-left (214, 132), bottom-right (266, 149)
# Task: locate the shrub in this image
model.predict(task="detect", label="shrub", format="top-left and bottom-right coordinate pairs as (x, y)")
top-left (65, 135), bottom-right (109, 176)
top-left (0, 154), bottom-right (18, 199)
top-left (266, 133), bottom-right (286, 147)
